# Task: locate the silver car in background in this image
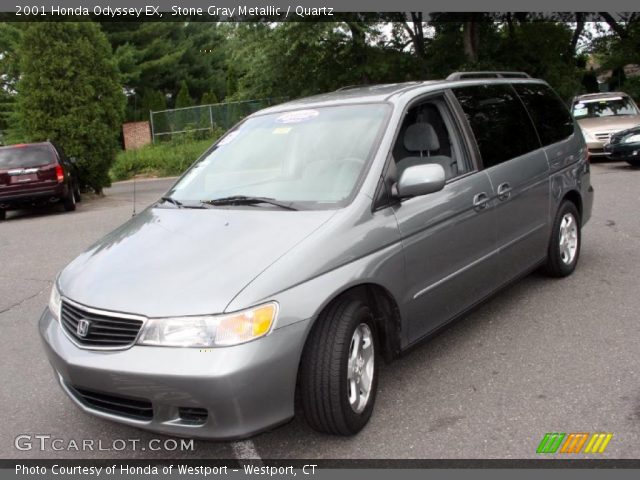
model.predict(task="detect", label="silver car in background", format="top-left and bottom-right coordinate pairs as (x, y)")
top-left (40, 73), bottom-right (593, 439)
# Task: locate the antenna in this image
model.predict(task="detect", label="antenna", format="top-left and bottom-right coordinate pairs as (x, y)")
top-left (132, 175), bottom-right (137, 217)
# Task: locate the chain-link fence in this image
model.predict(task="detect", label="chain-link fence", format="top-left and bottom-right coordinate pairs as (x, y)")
top-left (149, 98), bottom-right (285, 143)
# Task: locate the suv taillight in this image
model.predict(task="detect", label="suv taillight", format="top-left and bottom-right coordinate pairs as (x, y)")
top-left (55, 164), bottom-right (64, 183)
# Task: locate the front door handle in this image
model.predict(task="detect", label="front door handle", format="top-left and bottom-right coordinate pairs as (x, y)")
top-left (497, 182), bottom-right (512, 201)
top-left (473, 192), bottom-right (489, 211)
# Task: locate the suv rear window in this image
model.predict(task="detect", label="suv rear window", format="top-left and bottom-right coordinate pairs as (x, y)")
top-left (0, 145), bottom-right (55, 169)
top-left (513, 83), bottom-right (575, 146)
top-left (453, 84), bottom-right (540, 168)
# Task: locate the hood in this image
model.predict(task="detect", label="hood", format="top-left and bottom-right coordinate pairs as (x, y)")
top-left (58, 206), bottom-right (336, 317)
top-left (578, 115), bottom-right (640, 134)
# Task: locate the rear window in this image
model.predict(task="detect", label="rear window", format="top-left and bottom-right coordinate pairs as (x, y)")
top-left (513, 83), bottom-right (575, 146)
top-left (453, 84), bottom-right (540, 168)
top-left (0, 145), bottom-right (55, 169)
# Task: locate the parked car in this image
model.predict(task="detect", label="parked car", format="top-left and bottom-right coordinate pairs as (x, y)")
top-left (571, 92), bottom-right (640, 158)
top-left (0, 142), bottom-right (81, 220)
top-left (604, 125), bottom-right (640, 167)
top-left (40, 72), bottom-right (593, 439)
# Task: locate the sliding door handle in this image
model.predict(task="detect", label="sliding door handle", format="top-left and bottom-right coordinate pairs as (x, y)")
top-left (473, 192), bottom-right (489, 211)
top-left (497, 182), bottom-right (512, 201)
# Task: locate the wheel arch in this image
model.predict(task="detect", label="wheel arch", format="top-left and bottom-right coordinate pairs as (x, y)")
top-left (302, 282), bottom-right (403, 364)
top-left (561, 189), bottom-right (583, 219)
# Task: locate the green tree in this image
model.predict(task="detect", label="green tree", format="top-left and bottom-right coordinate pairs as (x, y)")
top-left (15, 22), bottom-right (125, 193)
top-left (141, 89), bottom-right (167, 115)
top-left (201, 91), bottom-right (219, 105)
top-left (174, 80), bottom-right (194, 109)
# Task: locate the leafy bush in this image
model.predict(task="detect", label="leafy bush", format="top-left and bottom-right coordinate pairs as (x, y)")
top-left (15, 22), bottom-right (125, 193)
top-left (110, 137), bottom-right (217, 181)
top-left (621, 76), bottom-right (640, 103)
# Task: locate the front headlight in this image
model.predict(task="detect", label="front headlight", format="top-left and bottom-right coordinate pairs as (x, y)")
top-left (49, 283), bottom-right (61, 322)
top-left (137, 302), bottom-right (278, 347)
top-left (623, 134), bottom-right (640, 144)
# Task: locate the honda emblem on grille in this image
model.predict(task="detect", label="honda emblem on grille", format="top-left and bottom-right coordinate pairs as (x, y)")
top-left (77, 319), bottom-right (90, 337)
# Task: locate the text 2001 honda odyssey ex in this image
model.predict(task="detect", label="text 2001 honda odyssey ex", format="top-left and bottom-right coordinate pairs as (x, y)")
top-left (40, 72), bottom-right (593, 439)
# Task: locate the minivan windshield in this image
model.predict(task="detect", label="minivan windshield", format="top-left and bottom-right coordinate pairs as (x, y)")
top-left (572, 97), bottom-right (639, 119)
top-left (167, 104), bottom-right (390, 208)
top-left (0, 145), bottom-right (54, 169)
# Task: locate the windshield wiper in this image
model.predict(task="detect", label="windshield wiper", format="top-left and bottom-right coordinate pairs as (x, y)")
top-left (159, 196), bottom-right (184, 208)
top-left (158, 196), bottom-right (208, 209)
top-left (202, 195), bottom-right (298, 211)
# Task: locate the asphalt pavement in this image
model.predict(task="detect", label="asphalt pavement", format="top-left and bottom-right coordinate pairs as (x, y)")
top-left (1, 163), bottom-right (639, 460)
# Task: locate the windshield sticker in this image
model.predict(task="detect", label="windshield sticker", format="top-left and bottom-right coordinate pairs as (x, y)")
top-left (276, 109), bottom-right (319, 124)
top-left (273, 127), bottom-right (292, 135)
top-left (217, 130), bottom-right (240, 146)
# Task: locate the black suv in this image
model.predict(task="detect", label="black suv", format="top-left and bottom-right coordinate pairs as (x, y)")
top-left (0, 142), bottom-right (81, 220)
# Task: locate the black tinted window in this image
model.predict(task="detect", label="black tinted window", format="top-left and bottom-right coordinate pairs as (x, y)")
top-left (0, 145), bottom-right (55, 169)
top-left (514, 83), bottom-right (574, 146)
top-left (453, 84), bottom-right (540, 168)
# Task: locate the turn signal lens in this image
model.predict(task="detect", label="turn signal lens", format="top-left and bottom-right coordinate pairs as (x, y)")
top-left (215, 304), bottom-right (277, 346)
top-left (49, 284), bottom-right (62, 322)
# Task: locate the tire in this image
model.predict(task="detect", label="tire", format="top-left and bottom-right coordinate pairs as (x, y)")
top-left (626, 159), bottom-right (640, 168)
top-left (73, 182), bottom-right (82, 203)
top-left (543, 200), bottom-right (581, 277)
top-left (299, 296), bottom-right (379, 435)
top-left (0, 209), bottom-right (5, 221)
top-left (62, 186), bottom-right (77, 212)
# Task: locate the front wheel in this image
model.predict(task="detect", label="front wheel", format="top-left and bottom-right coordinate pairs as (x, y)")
top-left (543, 201), bottom-right (581, 277)
top-left (299, 296), bottom-right (379, 435)
top-left (626, 158), bottom-right (640, 168)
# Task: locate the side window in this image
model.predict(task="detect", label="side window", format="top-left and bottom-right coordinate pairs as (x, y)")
top-left (453, 84), bottom-right (540, 169)
top-left (513, 83), bottom-right (574, 146)
top-left (392, 100), bottom-right (470, 181)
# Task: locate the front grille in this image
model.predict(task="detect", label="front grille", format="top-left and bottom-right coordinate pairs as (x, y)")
top-left (594, 132), bottom-right (612, 142)
top-left (70, 386), bottom-right (153, 420)
top-left (61, 301), bottom-right (143, 348)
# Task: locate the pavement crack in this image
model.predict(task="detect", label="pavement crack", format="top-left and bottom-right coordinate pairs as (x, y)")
top-left (0, 283), bottom-right (50, 316)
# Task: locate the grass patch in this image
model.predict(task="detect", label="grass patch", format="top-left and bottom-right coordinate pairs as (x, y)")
top-left (110, 138), bottom-right (216, 182)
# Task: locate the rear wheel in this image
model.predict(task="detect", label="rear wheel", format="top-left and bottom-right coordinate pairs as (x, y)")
top-left (543, 201), bottom-right (581, 277)
top-left (0, 209), bottom-right (5, 221)
top-left (73, 181), bottom-right (82, 203)
top-left (63, 186), bottom-right (77, 212)
top-left (299, 296), bottom-right (379, 435)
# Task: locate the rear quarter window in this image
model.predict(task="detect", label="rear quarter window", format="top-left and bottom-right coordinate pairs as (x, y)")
top-left (453, 84), bottom-right (540, 168)
top-left (513, 83), bottom-right (574, 146)
top-left (0, 145), bottom-right (55, 169)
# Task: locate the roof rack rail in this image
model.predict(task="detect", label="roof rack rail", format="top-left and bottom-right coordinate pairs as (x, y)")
top-left (446, 71), bottom-right (531, 81)
top-left (335, 84), bottom-right (371, 91)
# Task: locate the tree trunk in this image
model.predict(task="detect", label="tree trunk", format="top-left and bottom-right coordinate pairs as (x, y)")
top-left (463, 20), bottom-right (480, 64)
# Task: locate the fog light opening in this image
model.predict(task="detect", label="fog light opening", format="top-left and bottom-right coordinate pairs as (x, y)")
top-left (178, 407), bottom-right (208, 425)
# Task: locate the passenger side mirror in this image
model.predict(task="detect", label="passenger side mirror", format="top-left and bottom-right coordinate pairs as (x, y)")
top-left (393, 164), bottom-right (446, 199)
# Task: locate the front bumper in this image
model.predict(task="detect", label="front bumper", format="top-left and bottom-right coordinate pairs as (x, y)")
top-left (585, 140), bottom-right (608, 157)
top-left (603, 142), bottom-right (640, 161)
top-left (39, 309), bottom-right (310, 440)
top-left (0, 184), bottom-right (67, 208)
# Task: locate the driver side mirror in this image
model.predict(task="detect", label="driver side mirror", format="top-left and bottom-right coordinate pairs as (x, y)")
top-left (393, 164), bottom-right (446, 199)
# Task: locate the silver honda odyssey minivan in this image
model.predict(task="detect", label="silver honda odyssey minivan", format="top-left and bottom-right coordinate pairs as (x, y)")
top-left (40, 72), bottom-right (594, 439)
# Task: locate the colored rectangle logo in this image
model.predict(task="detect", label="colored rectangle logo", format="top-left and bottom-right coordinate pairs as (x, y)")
top-left (537, 433), bottom-right (612, 454)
